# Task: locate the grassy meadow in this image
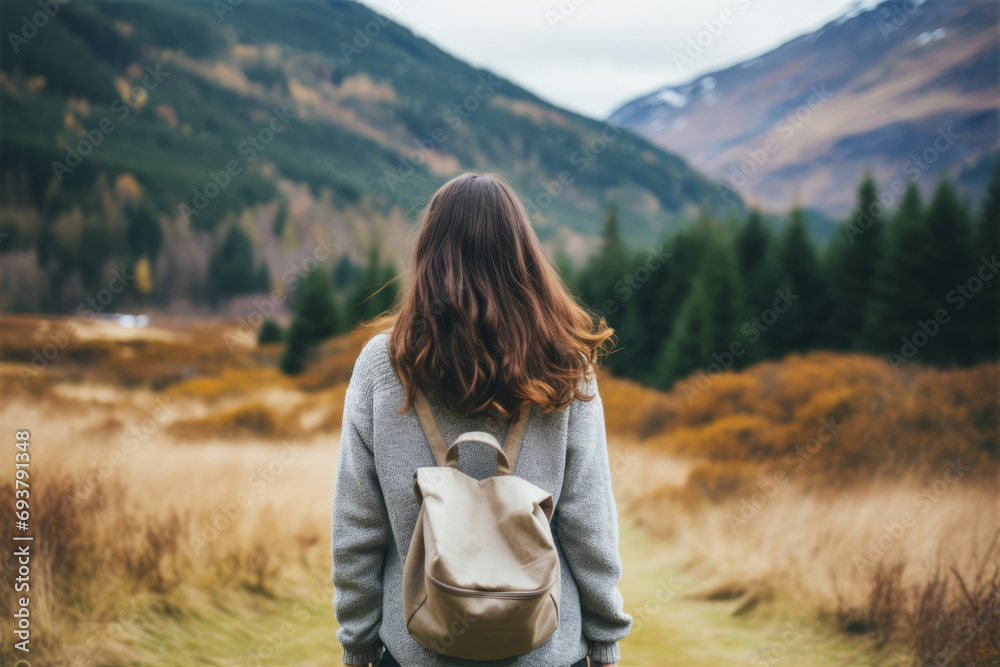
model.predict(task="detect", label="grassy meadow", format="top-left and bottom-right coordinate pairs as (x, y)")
top-left (0, 313), bottom-right (997, 666)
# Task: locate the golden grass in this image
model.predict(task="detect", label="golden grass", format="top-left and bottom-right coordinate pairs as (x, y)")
top-left (0, 314), bottom-right (996, 665)
top-left (631, 477), bottom-right (1000, 665)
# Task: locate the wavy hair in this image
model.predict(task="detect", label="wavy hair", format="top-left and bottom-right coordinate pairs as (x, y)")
top-left (374, 172), bottom-right (613, 418)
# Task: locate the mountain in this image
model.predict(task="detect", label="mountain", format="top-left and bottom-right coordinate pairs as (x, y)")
top-left (0, 0), bottom-right (739, 300)
top-left (609, 0), bottom-right (999, 216)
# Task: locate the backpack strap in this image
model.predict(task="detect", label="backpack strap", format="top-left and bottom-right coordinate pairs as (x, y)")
top-left (412, 387), bottom-right (531, 473)
top-left (412, 387), bottom-right (450, 467)
top-left (498, 404), bottom-right (530, 476)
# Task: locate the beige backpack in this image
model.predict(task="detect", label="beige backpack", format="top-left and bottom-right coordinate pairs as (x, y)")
top-left (402, 388), bottom-right (560, 660)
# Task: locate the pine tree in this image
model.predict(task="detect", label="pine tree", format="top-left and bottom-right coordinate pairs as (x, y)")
top-left (825, 175), bottom-right (884, 349)
top-left (865, 182), bottom-right (930, 352)
top-left (291, 266), bottom-right (341, 344)
top-left (272, 199), bottom-right (288, 238)
top-left (553, 250), bottom-right (576, 288)
top-left (735, 210), bottom-right (773, 362)
top-left (972, 158), bottom-right (1000, 361)
top-left (258, 318), bottom-right (283, 345)
top-left (656, 285), bottom-right (706, 389)
top-left (610, 218), bottom-right (717, 382)
top-left (126, 201), bottom-right (163, 260)
top-left (280, 321), bottom-right (309, 376)
top-left (350, 243), bottom-right (399, 324)
top-left (208, 225), bottom-right (268, 304)
top-left (78, 222), bottom-right (113, 290)
top-left (280, 266), bottom-right (341, 375)
top-left (256, 262), bottom-right (272, 292)
top-left (579, 203), bottom-right (630, 321)
top-left (766, 208), bottom-right (828, 354)
top-left (921, 178), bottom-right (975, 365)
top-left (656, 236), bottom-right (746, 388)
top-left (333, 253), bottom-right (361, 291)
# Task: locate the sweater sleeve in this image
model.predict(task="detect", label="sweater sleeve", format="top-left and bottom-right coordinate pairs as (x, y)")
top-left (556, 374), bottom-right (632, 664)
top-left (331, 346), bottom-right (392, 666)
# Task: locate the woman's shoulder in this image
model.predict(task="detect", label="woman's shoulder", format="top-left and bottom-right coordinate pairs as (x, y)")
top-left (351, 332), bottom-right (397, 390)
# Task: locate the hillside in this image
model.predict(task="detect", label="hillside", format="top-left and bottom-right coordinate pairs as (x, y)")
top-left (609, 0), bottom-right (999, 215)
top-left (0, 0), bottom-right (738, 296)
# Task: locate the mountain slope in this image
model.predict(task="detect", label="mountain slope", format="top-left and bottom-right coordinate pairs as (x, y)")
top-left (609, 0), bottom-right (999, 215)
top-left (0, 0), bottom-right (739, 254)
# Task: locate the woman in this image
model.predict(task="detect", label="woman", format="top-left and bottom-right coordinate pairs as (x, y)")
top-left (332, 173), bottom-right (631, 667)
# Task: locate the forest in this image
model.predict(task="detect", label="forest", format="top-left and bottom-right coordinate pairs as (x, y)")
top-left (271, 162), bottom-right (1000, 388)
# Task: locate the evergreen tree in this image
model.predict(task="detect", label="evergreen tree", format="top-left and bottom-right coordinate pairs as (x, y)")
top-left (825, 175), bottom-right (884, 349)
top-left (350, 243), bottom-right (399, 324)
top-left (612, 220), bottom-right (713, 381)
top-left (656, 236), bottom-right (746, 388)
top-left (280, 321), bottom-right (309, 376)
top-left (921, 178), bottom-right (975, 365)
top-left (258, 318), bottom-right (283, 345)
top-left (736, 211), bottom-right (771, 296)
top-left (333, 253), bottom-right (361, 291)
top-left (656, 286), bottom-right (706, 389)
top-left (972, 159), bottom-right (1000, 360)
top-left (280, 266), bottom-right (341, 375)
top-left (78, 222), bottom-right (113, 290)
top-left (272, 199), bottom-right (288, 238)
top-left (735, 210), bottom-right (773, 362)
top-left (208, 225), bottom-right (267, 304)
top-left (255, 262), bottom-right (272, 293)
top-left (579, 203), bottom-right (630, 323)
top-left (865, 183), bottom-right (930, 352)
top-left (126, 201), bottom-right (163, 260)
top-left (766, 208), bottom-right (828, 353)
top-left (553, 249), bottom-right (576, 289)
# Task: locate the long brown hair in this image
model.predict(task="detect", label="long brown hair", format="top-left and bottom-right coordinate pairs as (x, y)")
top-left (375, 172), bottom-right (612, 418)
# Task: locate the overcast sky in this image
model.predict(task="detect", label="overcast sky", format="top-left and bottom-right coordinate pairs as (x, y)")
top-left (356, 0), bottom-right (874, 119)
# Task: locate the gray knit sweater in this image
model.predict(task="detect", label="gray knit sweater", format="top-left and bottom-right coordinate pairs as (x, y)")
top-left (331, 334), bottom-right (632, 666)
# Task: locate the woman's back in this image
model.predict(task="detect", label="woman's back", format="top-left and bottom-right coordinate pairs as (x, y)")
top-left (332, 333), bottom-right (629, 666)
top-left (331, 173), bottom-right (631, 666)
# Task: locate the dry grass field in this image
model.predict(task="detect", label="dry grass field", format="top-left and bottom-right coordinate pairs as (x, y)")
top-left (0, 314), bottom-right (997, 666)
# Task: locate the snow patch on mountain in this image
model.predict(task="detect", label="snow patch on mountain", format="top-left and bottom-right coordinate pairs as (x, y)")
top-left (657, 89), bottom-right (688, 108)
